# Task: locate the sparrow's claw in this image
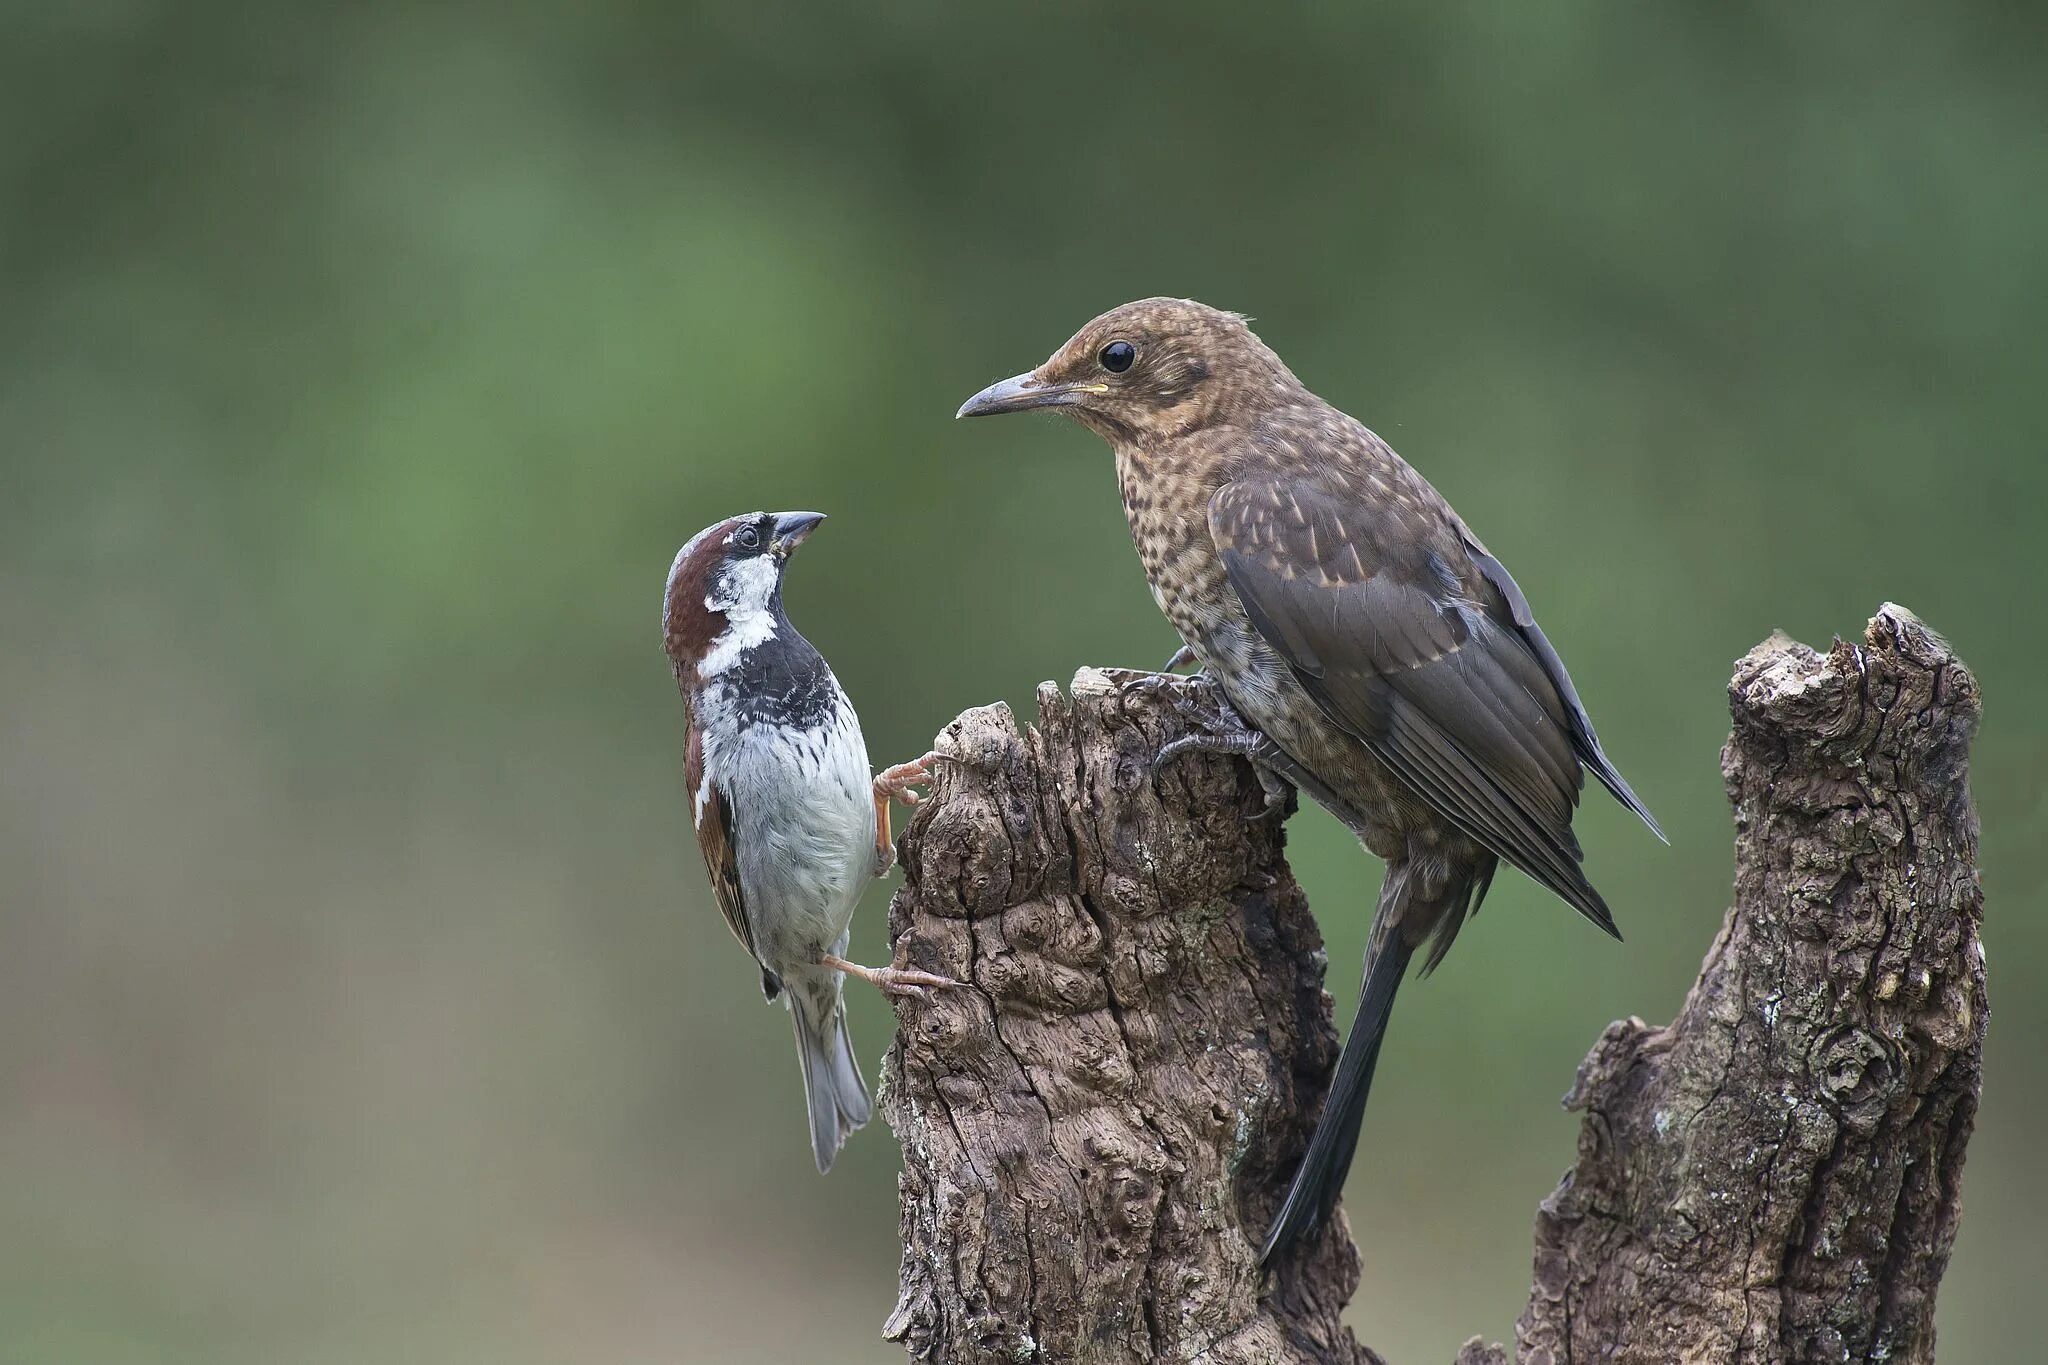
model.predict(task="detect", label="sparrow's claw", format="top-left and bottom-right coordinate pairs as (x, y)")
top-left (874, 966), bottom-right (960, 999)
top-left (822, 953), bottom-right (960, 1000)
top-left (874, 752), bottom-right (944, 807)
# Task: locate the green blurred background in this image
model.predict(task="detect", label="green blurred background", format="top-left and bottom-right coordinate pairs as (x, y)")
top-left (3, 3), bottom-right (2041, 1361)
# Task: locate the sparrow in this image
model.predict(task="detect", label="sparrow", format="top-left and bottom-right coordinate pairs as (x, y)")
top-left (957, 300), bottom-right (1663, 1263)
top-left (663, 510), bottom-right (950, 1172)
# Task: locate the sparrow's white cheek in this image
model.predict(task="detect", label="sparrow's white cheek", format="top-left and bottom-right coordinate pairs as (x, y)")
top-left (698, 557), bottom-right (783, 675)
top-left (699, 611), bottom-right (777, 676)
top-left (705, 556), bottom-right (780, 615)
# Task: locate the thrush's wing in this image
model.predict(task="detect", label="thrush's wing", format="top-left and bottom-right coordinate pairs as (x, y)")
top-left (1458, 528), bottom-right (1665, 842)
top-left (685, 722), bottom-right (771, 991)
top-left (1208, 476), bottom-right (1618, 937)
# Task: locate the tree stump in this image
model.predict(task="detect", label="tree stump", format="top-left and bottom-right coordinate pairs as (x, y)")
top-left (879, 606), bottom-right (1984, 1365)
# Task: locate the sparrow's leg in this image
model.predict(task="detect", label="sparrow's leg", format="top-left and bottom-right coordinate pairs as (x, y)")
top-left (871, 752), bottom-right (943, 876)
top-left (821, 950), bottom-right (958, 1000)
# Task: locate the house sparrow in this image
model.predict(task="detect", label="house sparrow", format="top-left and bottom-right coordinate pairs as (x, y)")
top-left (663, 510), bottom-right (950, 1172)
top-left (958, 299), bottom-right (1663, 1262)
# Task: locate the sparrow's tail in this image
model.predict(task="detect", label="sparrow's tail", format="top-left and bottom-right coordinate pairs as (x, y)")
top-left (791, 985), bottom-right (872, 1173)
top-left (1258, 854), bottom-right (1494, 1265)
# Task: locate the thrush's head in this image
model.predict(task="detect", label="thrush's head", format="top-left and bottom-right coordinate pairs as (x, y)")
top-left (956, 297), bottom-right (1299, 442)
top-left (663, 510), bottom-right (824, 682)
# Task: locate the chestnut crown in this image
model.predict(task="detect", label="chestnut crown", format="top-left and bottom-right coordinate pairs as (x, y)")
top-left (662, 510), bottom-right (824, 676)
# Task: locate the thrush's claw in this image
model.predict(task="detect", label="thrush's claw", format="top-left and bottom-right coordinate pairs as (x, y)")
top-left (1152, 729), bottom-right (1258, 774)
top-left (1251, 765), bottom-right (1295, 820)
top-left (1118, 669), bottom-right (1182, 702)
top-left (1149, 702), bottom-right (1299, 821)
top-left (1163, 643), bottom-right (1199, 672)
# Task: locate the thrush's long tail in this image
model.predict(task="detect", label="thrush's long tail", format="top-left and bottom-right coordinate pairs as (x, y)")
top-left (791, 985), bottom-right (872, 1173)
top-left (1258, 856), bottom-right (1494, 1265)
top-left (1259, 930), bottom-right (1411, 1264)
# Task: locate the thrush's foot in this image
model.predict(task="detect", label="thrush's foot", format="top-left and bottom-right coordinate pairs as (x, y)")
top-left (1118, 669), bottom-right (1184, 704)
top-left (1141, 681), bottom-right (1374, 836)
top-left (822, 952), bottom-right (959, 1000)
top-left (1150, 705), bottom-right (1297, 821)
top-left (1120, 666), bottom-right (1235, 722)
top-left (1249, 762), bottom-right (1295, 818)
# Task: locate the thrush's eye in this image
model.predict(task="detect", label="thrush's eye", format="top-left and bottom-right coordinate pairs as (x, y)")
top-left (733, 524), bottom-right (760, 550)
top-left (1099, 340), bottom-right (1136, 373)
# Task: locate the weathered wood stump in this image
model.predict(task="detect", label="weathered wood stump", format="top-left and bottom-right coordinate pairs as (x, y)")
top-left (879, 606), bottom-right (1983, 1365)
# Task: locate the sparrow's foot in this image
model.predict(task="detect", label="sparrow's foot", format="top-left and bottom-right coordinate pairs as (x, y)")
top-left (872, 753), bottom-right (947, 875)
top-left (822, 953), bottom-right (959, 1000)
top-left (874, 752), bottom-right (943, 807)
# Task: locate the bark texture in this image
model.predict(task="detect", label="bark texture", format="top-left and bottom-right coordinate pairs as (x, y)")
top-left (880, 606), bottom-right (1983, 1365)
top-left (1513, 605), bottom-right (1985, 1365)
top-left (879, 668), bottom-right (1371, 1365)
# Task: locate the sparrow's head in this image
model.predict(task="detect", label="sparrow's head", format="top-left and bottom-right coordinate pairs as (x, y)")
top-left (955, 297), bottom-right (1299, 443)
top-left (663, 510), bottom-right (825, 683)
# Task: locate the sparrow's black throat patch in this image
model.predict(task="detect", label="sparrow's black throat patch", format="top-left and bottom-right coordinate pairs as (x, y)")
top-left (719, 625), bottom-right (838, 731)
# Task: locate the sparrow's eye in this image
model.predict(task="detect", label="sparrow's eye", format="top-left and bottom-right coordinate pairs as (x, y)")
top-left (1099, 340), bottom-right (1136, 374)
top-left (733, 524), bottom-right (761, 550)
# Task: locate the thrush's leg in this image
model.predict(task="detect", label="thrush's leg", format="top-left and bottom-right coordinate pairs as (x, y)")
top-left (1145, 678), bottom-right (1292, 817)
top-left (1147, 682), bottom-right (1383, 838)
top-left (1154, 727), bottom-right (1294, 817)
top-left (871, 752), bottom-right (943, 876)
top-left (1112, 647), bottom-right (1204, 707)
top-left (821, 952), bottom-right (958, 1000)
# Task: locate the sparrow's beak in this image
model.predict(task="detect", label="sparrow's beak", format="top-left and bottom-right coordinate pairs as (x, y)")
top-left (955, 370), bottom-right (1107, 419)
top-left (770, 510), bottom-right (826, 559)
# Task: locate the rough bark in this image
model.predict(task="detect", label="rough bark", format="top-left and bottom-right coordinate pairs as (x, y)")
top-left (1513, 605), bottom-right (1985, 1365)
top-left (879, 605), bottom-right (1983, 1365)
top-left (878, 667), bottom-right (1371, 1364)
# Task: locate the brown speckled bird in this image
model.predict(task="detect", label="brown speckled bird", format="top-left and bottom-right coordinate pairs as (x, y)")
top-left (958, 298), bottom-right (1664, 1264)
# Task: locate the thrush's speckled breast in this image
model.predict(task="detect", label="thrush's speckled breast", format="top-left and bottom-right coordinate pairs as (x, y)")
top-left (958, 298), bottom-right (1663, 1266)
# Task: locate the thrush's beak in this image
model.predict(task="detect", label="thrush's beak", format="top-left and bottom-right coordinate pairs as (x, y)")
top-left (770, 510), bottom-right (826, 558)
top-left (955, 370), bottom-right (1107, 419)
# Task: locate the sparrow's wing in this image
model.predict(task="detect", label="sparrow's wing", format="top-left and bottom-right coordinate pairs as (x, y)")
top-left (686, 724), bottom-right (760, 964)
top-left (1208, 475), bottom-right (1616, 937)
